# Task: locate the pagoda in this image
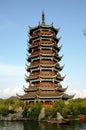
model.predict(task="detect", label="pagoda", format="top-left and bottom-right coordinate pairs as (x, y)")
top-left (17, 12), bottom-right (74, 103)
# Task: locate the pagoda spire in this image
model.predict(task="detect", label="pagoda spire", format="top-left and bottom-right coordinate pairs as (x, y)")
top-left (42, 11), bottom-right (45, 25)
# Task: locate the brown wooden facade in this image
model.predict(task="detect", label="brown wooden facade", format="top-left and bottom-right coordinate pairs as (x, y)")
top-left (17, 12), bottom-right (74, 103)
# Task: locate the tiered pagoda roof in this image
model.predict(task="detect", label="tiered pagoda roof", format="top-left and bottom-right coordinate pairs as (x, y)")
top-left (17, 12), bottom-right (74, 103)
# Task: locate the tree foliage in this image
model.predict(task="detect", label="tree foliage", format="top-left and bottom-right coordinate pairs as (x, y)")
top-left (0, 97), bottom-right (86, 119)
top-left (0, 97), bottom-right (23, 116)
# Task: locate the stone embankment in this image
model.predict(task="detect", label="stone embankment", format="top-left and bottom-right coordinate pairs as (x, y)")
top-left (0, 112), bottom-right (29, 121)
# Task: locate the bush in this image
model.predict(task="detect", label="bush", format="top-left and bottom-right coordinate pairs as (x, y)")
top-left (28, 102), bottom-right (42, 120)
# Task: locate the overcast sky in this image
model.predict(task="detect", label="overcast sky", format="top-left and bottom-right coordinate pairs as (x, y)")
top-left (0, 0), bottom-right (86, 98)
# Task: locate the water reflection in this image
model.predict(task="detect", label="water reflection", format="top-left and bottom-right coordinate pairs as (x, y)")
top-left (0, 121), bottom-right (86, 130)
top-left (0, 121), bottom-right (23, 130)
top-left (22, 121), bottom-right (86, 130)
top-left (22, 121), bottom-right (71, 130)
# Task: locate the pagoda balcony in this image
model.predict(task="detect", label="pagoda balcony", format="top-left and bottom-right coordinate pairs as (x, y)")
top-left (29, 34), bottom-right (54, 41)
top-left (41, 63), bottom-right (55, 67)
top-left (29, 44), bottom-right (54, 53)
top-left (31, 50), bottom-right (54, 56)
top-left (30, 68), bottom-right (40, 72)
top-left (28, 55), bottom-right (56, 62)
top-left (30, 56), bottom-right (59, 63)
top-left (26, 74), bottom-right (57, 80)
top-left (40, 39), bottom-right (51, 44)
top-left (41, 24), bottom-right (59, 34)
top-left (41, 43), bottom-right (54, 46)
top-left (27, 63), bottom-right (55, 70)
top-left (24, 87), bottom-right (39, 92)
top-left (27, 78), bottom-right (55, 83)
top-left (40, 56), bottom-right (53, 60)
top-left (40, 46), bottom-right (52, 50)
top-left (37, 92), bottom-right (62, 100)
top-left (39, 86), bottom-right (56, 91)
top-left (41, 53), bottom-right (54, 56)
top-left (40, 67), bottom-right (53, 71)
top-left (40, 78), bottom-right (54, 82)
top-left (40, 31), bottom-right (52, 35)
top-left (31, 27), bottom-right (52, 36)
top-left (40, 34), bottom-right (54, 38)
top-left (40, 49), bottom-right (53, 54)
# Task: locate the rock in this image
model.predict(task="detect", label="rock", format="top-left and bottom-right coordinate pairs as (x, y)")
top-left (57, 112), bottom-right (64, 121)
top-left (38, 107), bottom-right (45, 121)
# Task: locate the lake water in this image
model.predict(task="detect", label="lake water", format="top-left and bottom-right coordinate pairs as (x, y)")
top-left (0, 121), bottom-right (86, 130)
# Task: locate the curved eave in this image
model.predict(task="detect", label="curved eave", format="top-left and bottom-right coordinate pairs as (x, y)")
top-left (25, 75), bottom-right (31, 82)
top-left (56, 74), bottom-right (65, 81)
top-left (27, 53), bottom-right (55, 61)
top-left (62, 94), bottom-right (75, 100)
top-left (24, 88), bottom-right (38, 92)
top-left (54, 55), bottom-right (63, 61)
top-left (56, 86), bottom-right (68, 92)
top-left (28, 55), bottom-right (62, 62)
top-left (55, 64), bottom-right (64, 71)
top-left (29, 43), bottom-right (55, 52)
top-left (29, 25), bottom-right (39, 35)
top-left (54, 45), bottom-right (62, 52)
top-left (26, 64), bottom-right (39, 71)
top-left (52, 26), bottom-right (60, 34)
top-left (53, 37), bottom-right (60, 43)
top-left (54, 79), bottom-right (60, 83)
top-left (25, 74), bottom-right (39, 81)
top-left (29, 35), bottom-right (53, 43)
top-left (29, 24), bottom-right (59, 35)
top-left (28, 44), bottom-right (39, 52)
top-left (16, 93), bottom-right (35, 100)
top-left (27, 54), bottom-right (39, 62)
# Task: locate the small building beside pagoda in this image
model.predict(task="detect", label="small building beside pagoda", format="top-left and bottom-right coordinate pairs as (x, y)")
top-left (17, 12), bottom-right (74, 104)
